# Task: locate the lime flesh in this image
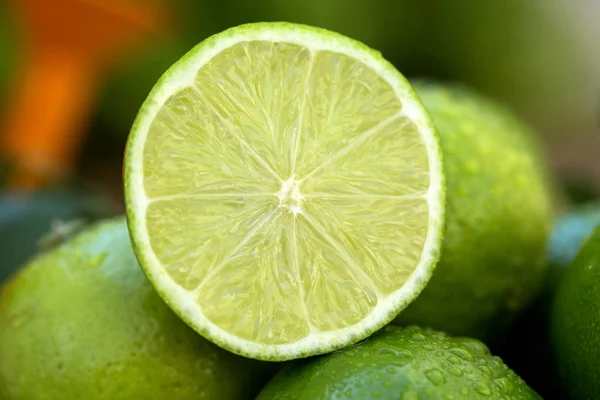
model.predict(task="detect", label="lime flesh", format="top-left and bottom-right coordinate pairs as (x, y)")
top-left (124, 23), bottom-right (445, 360)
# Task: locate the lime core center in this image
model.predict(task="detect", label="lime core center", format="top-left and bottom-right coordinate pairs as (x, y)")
top-left (276, 177), bottom-right (304, 215)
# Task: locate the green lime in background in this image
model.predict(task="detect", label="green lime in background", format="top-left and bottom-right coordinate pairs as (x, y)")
top-left (551, 227), bottom-right (600, 399)
top-left (0, 218), bottom-right (274, 399)
top-left (394, 82), bottom-right (555, 340)
top-left (258, 325), bottom-right (540, 399)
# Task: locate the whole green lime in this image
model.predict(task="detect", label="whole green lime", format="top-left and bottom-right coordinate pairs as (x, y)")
top-left (493, 203), bottom-right (600, 399)
top-left (394, 82), bottom-right (554, 339)
top-left (0, 218), bottom-right (273, 399)
top-left (257, 325), bottom-right (539, 399)
top-left (551, 227), bottom-right (600, 399)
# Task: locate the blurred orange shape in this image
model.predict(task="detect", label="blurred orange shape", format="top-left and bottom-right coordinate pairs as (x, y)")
top-left (2, 0), bottom-right (166, 189)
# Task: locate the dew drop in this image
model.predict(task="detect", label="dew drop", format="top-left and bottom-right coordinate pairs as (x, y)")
top-left (494, 378), bottom-right (515, 394)
top-left (447, 355), bottom-right (460, 365)
top-left (411, 333), bottom-right (426, 342)
top-left (457, 339), bottom-right (490, 355)
top-left (448, 367), bottom-right (463, 377)
top-left (425, 368), bottom-right (446, 386)
top-left (490, 356), bottom-right (503, 368)
top-left (404, 326), bottom-right (420, 334)
top-left (449, 348), bottom-right (474, 361)
top-left (435, 351), bottom-right (444, 357)
top-left (378, 347), bottom-right (400, 357)
top-left (396, 351), bottom-right (412, 365)
top-left (474, 382), bottom-right (493, 396)
top-left (345, 347), bottom-right (361, 357)
top-left (421, 343), bottom-right (435, 351)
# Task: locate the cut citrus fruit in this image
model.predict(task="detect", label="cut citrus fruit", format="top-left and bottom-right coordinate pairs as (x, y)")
top-left (124, 22), bottom-right (445, 361)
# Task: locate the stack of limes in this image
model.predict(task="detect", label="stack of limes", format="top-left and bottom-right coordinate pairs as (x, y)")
top-left (2, 22), bottom-right (588, 399)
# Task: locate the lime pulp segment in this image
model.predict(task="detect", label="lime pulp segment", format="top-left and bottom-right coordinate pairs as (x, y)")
top-left (125, 23), bottom-right (445, 360)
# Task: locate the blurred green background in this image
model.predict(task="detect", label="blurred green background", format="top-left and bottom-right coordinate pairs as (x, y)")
top-left (0, 0), bottom-right (598, 203)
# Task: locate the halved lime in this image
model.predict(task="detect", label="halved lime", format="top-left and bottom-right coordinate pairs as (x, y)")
top-left (124, 22), bottom-right (445, 361)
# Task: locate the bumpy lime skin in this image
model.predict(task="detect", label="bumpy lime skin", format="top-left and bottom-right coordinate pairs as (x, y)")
top-left (257, 326), bottom-right (540, 400)
top-left (0, 218), bottom-right (274, 400)
top-left (552, 227), bottom-right (600, 400)
top-left (394, 83), bottom-right (555, 339)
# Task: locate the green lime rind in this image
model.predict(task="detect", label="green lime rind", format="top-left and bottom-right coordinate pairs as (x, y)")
top-left (257, 325), bottom-right (540, 399)
top-left (394, 82), bottom-right (554, 339)
top-left (551, 227), bottom-right (600, 399)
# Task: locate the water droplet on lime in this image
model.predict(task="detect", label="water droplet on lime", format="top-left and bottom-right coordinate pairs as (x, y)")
top-left (425, 368), bottom-right (446, 386)
top-left (449, 348), bottom-right (474, 361)
top-left (474, 381), bottom-right (493, 396)
top-left (411, 333), bottom-right (426, 342)
top-left (456, 338), bottom-right (489, 355)
top-left (421, 343), bottom-right (435, 351)
top-left (447, 355), bottom-right (460, 365)
top-left (494, 377), bottom-right (515, 394)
